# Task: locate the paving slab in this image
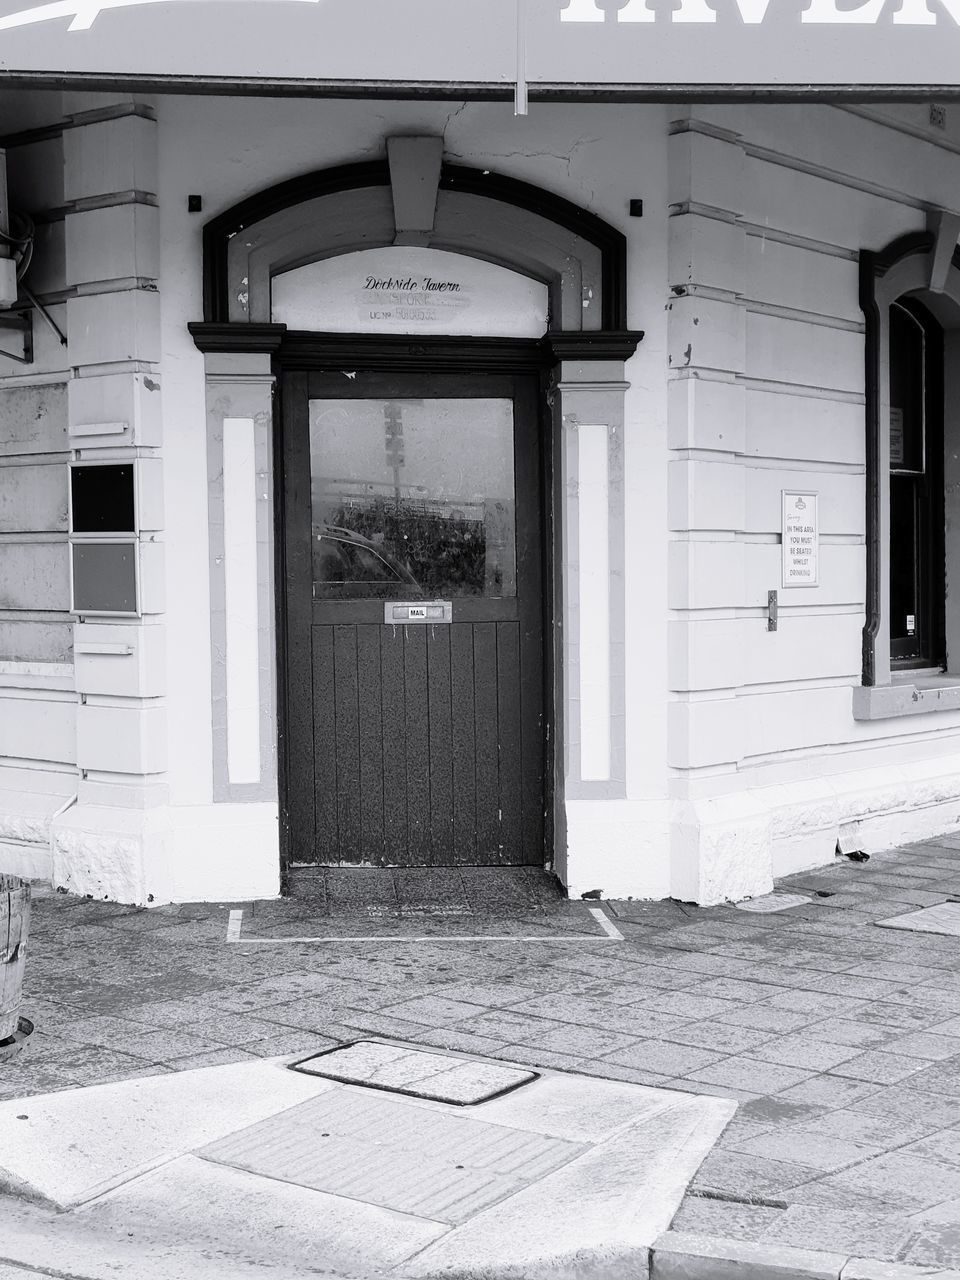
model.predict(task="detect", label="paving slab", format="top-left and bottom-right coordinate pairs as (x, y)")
top-left (671, 1195), bottom-right (786, 1242)
top-left (0, 1193), bottom-right (353, 1280)
top-left (898, 1218), bottom-right (960, 1271)
top-left (79, 1155), bottom-right (445, 1273)
top-left (727, 1128), bottom-right (880, 1173)
top-left (878, 904), bottom-right (960, 937)
top-left (812, 1151), bottom-right (960, 1214)
top-left (401, 1088), bottom-right (733, 1279)
top-left (735, 893), bottom-right (812, 914)
top-left (0, 1058), bottom-right (336, 1207)
top-left (762, 1205), bottom-right (914, 1258)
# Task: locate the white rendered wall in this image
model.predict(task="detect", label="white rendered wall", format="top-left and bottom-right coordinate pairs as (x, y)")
top-left (0, 131), bottom-right (79, 886)
top-left (157, 116), bottom-right (213, 814)
top-left (158, 97), bottom-right (960, 904)
top-left (10, 92), bottom-right (958, 903)
top-left (667, 103), bottom-right (960, 903)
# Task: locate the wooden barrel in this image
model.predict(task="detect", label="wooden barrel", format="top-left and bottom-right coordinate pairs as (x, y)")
top-left (0, 877), bottom-right (30, 1041)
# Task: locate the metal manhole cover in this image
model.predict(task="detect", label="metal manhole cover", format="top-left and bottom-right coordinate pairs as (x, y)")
top-left (734, 893), bottom-right (810, 914)
top-left (877, 901), bottom-right (960, 936)
top-left (289, 1040), bottom-right (537, 1105)
top-left (199, 1087), bottom-right (583, 1224)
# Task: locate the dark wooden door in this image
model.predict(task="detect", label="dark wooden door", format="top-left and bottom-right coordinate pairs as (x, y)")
top-left (281, 368), bottom-right (546, 868)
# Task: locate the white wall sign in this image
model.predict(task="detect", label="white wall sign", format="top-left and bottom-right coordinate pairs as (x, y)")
top-left (782, 490), bottom-right (820, 588)
top-left (272, 247), bottom-right (549, 338)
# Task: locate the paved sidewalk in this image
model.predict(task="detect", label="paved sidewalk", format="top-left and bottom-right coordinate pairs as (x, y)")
top-left (0, 1048), bottom-right (733, 1279)
top-left (6, 837), bottom-right (960, 1270)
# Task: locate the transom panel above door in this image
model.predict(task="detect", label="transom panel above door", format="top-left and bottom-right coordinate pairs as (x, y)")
top-left (281, 368), bottom-right (547, 868)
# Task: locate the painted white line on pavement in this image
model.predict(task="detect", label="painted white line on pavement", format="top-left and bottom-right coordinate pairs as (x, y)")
top-left (588, 906), bottom-right (625, 940)
top-left (230, 934), bottom-right (620, 943)
top-left (225, 906), bottom-right (625, 945)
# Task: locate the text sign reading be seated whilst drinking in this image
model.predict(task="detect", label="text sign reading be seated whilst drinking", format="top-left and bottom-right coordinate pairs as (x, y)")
top-left (782, 491), bottom-right (819, 588)
top-left (271, 248), bottom-right (549, 339)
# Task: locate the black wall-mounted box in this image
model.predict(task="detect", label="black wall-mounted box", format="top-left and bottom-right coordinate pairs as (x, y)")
top-left (70, 463), bottom-right (136, 535)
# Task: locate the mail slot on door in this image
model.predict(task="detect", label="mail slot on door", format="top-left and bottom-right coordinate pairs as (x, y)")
top-left (384, 600), bottom-right (453, 624)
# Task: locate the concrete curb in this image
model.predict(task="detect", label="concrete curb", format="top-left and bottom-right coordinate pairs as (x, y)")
top-left (650, 1232), bottom-right (960, 1280)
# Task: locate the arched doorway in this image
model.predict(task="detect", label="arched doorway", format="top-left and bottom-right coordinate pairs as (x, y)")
top-left (190, 141), bottom-right (642, 882)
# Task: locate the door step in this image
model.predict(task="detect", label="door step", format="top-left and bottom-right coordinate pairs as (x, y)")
top-left (285, 865), bottom-right (564, 915)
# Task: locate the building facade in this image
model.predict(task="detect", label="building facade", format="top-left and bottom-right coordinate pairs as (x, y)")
top-left (1, 38), bottom-right (959, 906)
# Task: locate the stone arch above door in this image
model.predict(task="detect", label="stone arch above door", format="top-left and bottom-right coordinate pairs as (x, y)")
top-left (198, 143), bottom-right (631, 337)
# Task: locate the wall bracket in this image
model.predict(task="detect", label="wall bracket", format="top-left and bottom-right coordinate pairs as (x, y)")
top-left (767, 589), bottom-right (779, 632)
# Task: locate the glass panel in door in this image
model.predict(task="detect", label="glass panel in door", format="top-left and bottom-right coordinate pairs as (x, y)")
top-left (309, 398), bottom-right (517, 603)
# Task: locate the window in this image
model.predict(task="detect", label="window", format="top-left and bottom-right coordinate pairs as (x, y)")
top-left (888, 299), bottom-right (944, 669)
top-left (854, 232), bottom-right (960, 715)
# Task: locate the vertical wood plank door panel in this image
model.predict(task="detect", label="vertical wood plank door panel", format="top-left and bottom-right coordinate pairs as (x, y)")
top-left (333, 625), bottom-right (361, 864)
top-left (470, 626), bottom-right (500, 861)
top-left (380, 625), bottom-right (408, 863)
top-left (310, 627), bottom-right (339, 863)
top-left (426, 627), bottom-right (454, 866)
top-left (495, 621), bottom-right (523, 865)
top-left (403, 625), bottom-right (431, 867)
top-left (450, 624), bottom-right (478, 866)
top-left (281, 368), bottom-right (547, 870)
top-left (356, 624), bottom-right (385, 865)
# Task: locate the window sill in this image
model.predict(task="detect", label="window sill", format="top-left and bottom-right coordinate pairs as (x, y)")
top-left (853, 675), bottom-right (960, 720)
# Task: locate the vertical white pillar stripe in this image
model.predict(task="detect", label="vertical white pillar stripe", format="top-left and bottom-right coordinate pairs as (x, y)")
top-left (577, 423), bottom-right (611, 782)
top-left (222, 417), bottom-right (262, 785)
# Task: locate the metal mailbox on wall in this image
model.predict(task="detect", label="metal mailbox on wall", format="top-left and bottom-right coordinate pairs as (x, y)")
top-left (68, 461), bottom-right (140, 617)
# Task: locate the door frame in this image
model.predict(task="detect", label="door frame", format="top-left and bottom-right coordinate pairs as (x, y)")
top-left (273, 333), bottom-right (556, 887)
top-left (190, 157), bottom-right (642, 894)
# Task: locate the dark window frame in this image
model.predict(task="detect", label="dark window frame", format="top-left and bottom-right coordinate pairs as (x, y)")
top-left (859, 232), bottom-right (953, 686)
top-left (888, 297), bottom-right (945, 670)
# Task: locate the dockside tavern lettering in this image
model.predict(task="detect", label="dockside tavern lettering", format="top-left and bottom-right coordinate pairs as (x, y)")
top-left (364, 276), bottom-right (462, 293)
top-left (354, 267), bottom-right (471, 327)
top-left (782, 491), bottom-right (820, 588)
top-left (271, 247), bottom-right (548, 338)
